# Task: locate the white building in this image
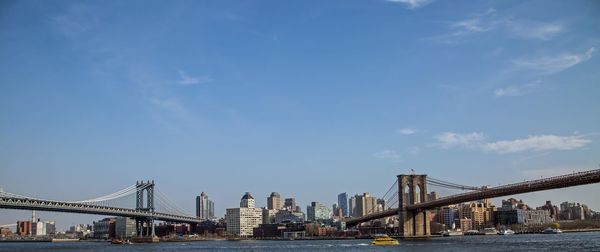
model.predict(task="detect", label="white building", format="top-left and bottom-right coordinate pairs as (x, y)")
top-left (226, 192), bottom-right (263, 237)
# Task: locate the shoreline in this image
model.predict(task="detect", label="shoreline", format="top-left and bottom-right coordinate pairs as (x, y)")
top-left (2, 229), bottom-right (599, 243)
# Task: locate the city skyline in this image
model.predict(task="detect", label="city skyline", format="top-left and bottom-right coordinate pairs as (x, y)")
top-left (1, 0), bottom-right (599, 229)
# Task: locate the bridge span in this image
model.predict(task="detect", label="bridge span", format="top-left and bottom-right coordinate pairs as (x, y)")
top-left (346, 169), bottom-right (600, 232)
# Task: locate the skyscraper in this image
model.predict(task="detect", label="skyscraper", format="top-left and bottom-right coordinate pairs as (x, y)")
top-left (337, 193), bottom-right (348, 217)
top-left (267, 192), bottom-right (283, 210)
top-left (196, 192), bottom-right (215, 219)
top-left (349, 195), bottom-right (357, 217)
top-left (284, 198), bottom-right (297, 211)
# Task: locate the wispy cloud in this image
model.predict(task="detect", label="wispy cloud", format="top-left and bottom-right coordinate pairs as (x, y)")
top-left (494, 80), bottom-right (541, 97)
top-left (513, 47), bottom-right (595, 74)
top-left (435, 132), bottom-right (485, 149)
top-left (397, 128), bottom-right (418, 135)
top-left (386, 0), bottom-right (433, 10)
top-left (432, 9), bottom-right (565, 43)
top-left (434, 132), bottom-right (591, 154)
top-left (373, 150), bottom-right (402, 162)
top-left (505, 20), bottom-right (563, 40)
top-left (177, 69), bottom-right (213, 85)
top-left (483, 135), bottom-right (591, 154)
top-left (150, 97), bottom-right (186, 115)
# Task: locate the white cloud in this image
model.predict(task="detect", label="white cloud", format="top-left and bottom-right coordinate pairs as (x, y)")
top-left (177, 70), bottom-right (213, 85)
top-left (373, 150), bottom-right (402, 162)
top-left (434, 9), bottom-right (566, 43)
top-left (505, 20), bottom-right (563, 40)
top-left (434, 132), bottom-right (591, 154)
top-left (397, 128), bottom-right (418, 135)
top-left (435, 132), bottom-right (485, 149)
top-left (482, 135), bottom-right (591, 154)
top-left (150, 97), bottom-right (185, 114)
top-left (386, 0), bottom-right (433, 10)
top-left (494, 80), bottom-right (541, 97)
top-left (513, 47), bottom-right (595, 74)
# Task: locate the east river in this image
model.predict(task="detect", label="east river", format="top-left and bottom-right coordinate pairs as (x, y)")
top-left (1, 232), bottom-right (599, 251)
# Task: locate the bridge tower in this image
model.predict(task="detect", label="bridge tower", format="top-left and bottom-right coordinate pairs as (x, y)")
top-left (397, 174), bottom-right (430, 237)
top-left (135, 180), bottom-right (155, 237)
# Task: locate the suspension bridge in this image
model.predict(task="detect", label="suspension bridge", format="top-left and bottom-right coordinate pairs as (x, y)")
top-left (0, 181), bottom-right (201, 237)
top-left (2, 169), bottom-right (600, 238)
top-left (346, 169), bottom-right (600, 237)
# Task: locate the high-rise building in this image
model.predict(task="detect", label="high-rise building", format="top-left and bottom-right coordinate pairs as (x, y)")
top-left (226, 192), bottom-right (263, 237)
top-left (307, 202), bottom-right (332, 221)
top-left (284, 198), bottom-right (297, 211)
top-left (196, 192), bottom-right (215, 220)
top-left (355, 193), bottom-right (379, 217)
top-left (337, 193), bottom-right (348, 217)
top-left (348, 196), bottom-right (357, 217)
top-left (267, 192), bottom-right (283, 210)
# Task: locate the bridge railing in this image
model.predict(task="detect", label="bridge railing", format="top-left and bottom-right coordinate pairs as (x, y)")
top-left (433, 168), bottom-right (600, 201)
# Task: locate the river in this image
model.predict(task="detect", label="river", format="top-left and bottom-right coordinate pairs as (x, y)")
top-left (1, 232), bottom-right (599, 251)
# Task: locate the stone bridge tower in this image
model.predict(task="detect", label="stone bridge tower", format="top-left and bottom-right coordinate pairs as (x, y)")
top-left (397, 174), bottom-right (430, 237)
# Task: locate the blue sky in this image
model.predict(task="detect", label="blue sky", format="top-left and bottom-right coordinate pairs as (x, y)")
top-left (1, 0), bottom-right (599, 229)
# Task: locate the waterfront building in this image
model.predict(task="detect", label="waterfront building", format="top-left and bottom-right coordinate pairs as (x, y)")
top-left (93, 218), bottom-right (116, 239)
top-left (495, 198), bottom-right (554, 226)
top-left (196, 192), bottom-right (215, 220)
top-left (458, 201), bottom-right (494, 230)
top-left (439, 205), bottom-right (459, 230)
top-left (284, 198), bottom-right (297, 211)
top-left (337, 193), bottom-right (348, 217)
top-left (307, 202), bottom-right (332, 221)
top-left (274, 209), bottom-right (305, 223)
top-left (459, 217), bottom-right (473, 231)
top-left (537, 201), bottom-right (560, 219)
top-left (17, 220), bottom-right (32, 236)
top-left (262, 208), bottom-right (278, 224)
top-left (115, 217), bottom-right (136, 238)
top-left (267, 192), bottom-right (283, 210)
top-left (31, 219), bottom-right (55, 236)
top-left (225, 192), bottom-right (263, 237)
top-left (559, 201), bottom-right (590, 220)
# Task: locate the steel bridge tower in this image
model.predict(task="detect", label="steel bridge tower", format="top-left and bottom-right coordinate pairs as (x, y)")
top-left (397, 174), bottom-right (430, 237)
top-left (135, 180), bottom-right (155, 238)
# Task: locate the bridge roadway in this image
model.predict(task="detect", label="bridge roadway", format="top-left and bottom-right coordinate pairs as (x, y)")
top-left (0, 197), bottom-right (203, 224)
top-left (346, 168), bottom-right (600, 226)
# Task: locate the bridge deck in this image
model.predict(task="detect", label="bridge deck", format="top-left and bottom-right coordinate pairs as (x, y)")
top-left (346, 169), bottom-right (600, 226)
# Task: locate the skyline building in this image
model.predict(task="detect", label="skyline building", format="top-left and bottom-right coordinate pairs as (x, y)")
top-left (196, 192), bottom-right (215, 220)
top-left (307, 202), bottom-right (332, 221)
top-left (267, 192), bottom-right (283, 210)
top-left (284, 198), bottom-right (297, 211)
top-left (225, 192), bottom-right (262, 237)
top-left (337, 193), bottom-right (348, 217)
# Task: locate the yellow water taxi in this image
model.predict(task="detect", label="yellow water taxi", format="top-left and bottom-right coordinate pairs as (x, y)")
top-left (370, 235), bottom-right (399, 246)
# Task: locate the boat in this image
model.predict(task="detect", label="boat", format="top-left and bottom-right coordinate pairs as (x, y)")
top-left (51, 238), bottom-right (80, 242)
top-left (542, 228), bottom-right (562, 234)
top-left (442, 230), bottom-right (464, 236)
top-left (483, 228), bottom-right (498, 235)
top-left (497, 229), bottom-right (515, 235)
top-left (370, 235), bottom-right (399, 246)
top-left (464, 230), bottom-right (481, 235)
top-left (111, 239), bottom-right (125, 244)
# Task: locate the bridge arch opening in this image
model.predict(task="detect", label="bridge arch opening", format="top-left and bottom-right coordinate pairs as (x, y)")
top-left (404, 185), bottom-right (411, 204)
top-left (415, 184), bottom-right (422, 203)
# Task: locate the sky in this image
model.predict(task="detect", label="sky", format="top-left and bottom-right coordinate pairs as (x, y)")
top-left (1, 0), bottom-right (599, 230)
